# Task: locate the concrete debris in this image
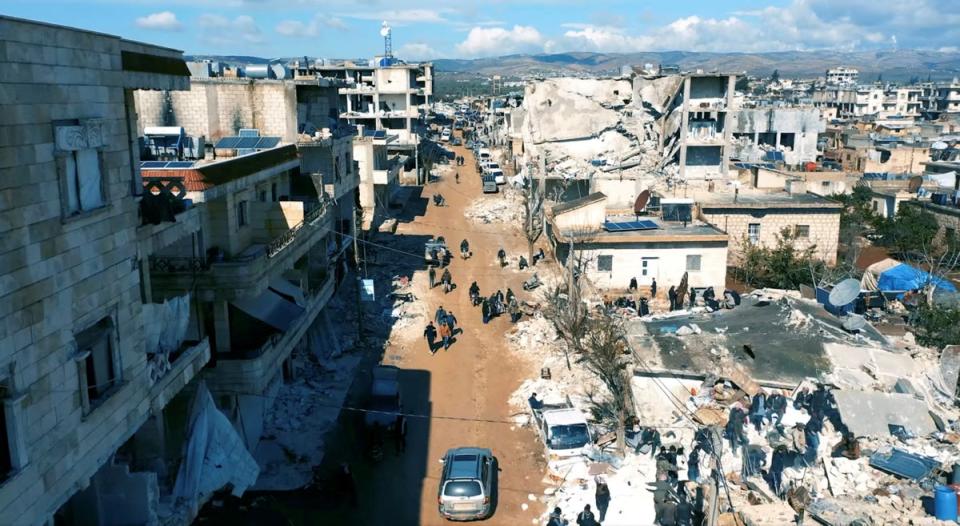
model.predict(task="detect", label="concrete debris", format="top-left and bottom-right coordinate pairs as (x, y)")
top-left (464, 188), bottom-right (525, 225)
top-left (832, 390), bottom-right (937, 438)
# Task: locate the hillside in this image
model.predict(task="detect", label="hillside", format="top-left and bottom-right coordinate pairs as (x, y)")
top-left (432, 50), bottom-right (960, 80)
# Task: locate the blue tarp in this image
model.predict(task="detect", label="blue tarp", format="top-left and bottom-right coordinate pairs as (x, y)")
top-left (869, 448), bottom-right (940, 480)
top-left (877, 263), bottom-right (957, 298)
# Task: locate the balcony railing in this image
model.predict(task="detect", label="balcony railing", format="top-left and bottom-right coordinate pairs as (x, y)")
top-left (151, 197), bottom-right (331, 273)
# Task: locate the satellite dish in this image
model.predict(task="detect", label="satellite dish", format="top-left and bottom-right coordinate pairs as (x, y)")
top-left (380, 21), bottom-right (391, 37)
top-left (908, 176), bottom-right (923, 193)
top-left (842, 314), bottom-right (867, 332)
top-left (634, 190), bottom-right (651, 215)
top-left (828, 278), bottom-right (861, 307)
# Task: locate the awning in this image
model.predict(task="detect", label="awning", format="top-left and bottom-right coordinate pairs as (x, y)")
top-left (232, 288), bottom-right (305, 331)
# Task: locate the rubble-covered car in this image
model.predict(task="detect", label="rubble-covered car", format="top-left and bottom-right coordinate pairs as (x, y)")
top-left (531, 397), bottom-right (593, 465)
top-left (482, 174), bottom-right (498, 193)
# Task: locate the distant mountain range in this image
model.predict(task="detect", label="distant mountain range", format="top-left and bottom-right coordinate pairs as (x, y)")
top-left (432, 50), bottom-right (960, 80)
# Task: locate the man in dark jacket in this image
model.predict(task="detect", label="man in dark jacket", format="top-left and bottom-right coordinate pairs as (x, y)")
top-left (423, 322), bottom-right (437, 353)
top-left (434, 306), bottom-right (446, 324)
top-left (650, 277), bottom-right (658, 298)
top-left (595, 479), bottom-right (611, 522)
top-left (629, 276), bottom-right (638, 291)
top-left (547, 507), bottom-right (567, 526)
top-left (726, 405), bottom-right (747, 457)
top-left (428, 266), bottom-right (436, 288)
top-left (576, 504), bottom-right (598, 526)
top-left (441, 268), bottom-right (453, 293)
top-left (668, 286), bottom-right (677, 311)
top-left (481, 298), bottom-right (491, 324)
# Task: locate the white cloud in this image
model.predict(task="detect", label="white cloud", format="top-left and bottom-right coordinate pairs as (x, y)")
top-left (276, 15), bottom-right (347, 37)
top-left (398, 42), bottom-right (441, 60)
top-left (456, 25), bottom-right (544, 57)
top-left (342, 9), bottom-right (450, 26)
top-left (198, 14), bottom-right (264, 46)
top-left (135, 11), bottom-right (182, 31)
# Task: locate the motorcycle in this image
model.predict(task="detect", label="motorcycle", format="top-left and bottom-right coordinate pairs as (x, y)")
top-left (522, 273), bottom-right (542, 291)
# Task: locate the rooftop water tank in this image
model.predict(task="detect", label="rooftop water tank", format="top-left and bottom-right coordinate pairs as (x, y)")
top-left (244, 64), bottom-right (272, 79)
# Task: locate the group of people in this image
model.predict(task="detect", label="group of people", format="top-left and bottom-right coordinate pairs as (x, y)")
top-left (428, 266), bottom-right (455, 293)
top-left (546, 477), bottom-right (610, 525)
top-left (478, 286), bottom-right (522, 324)
top-left (454, 155), bottom-right (466, 166)
top-left (423, 305), bottom-right (459, 353)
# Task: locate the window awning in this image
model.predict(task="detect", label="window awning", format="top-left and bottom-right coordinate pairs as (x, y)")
top-left (232, 287), bottom-right (305, 331)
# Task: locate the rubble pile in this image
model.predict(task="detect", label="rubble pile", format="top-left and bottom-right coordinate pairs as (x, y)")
top-left (463, 188), bottom-right (525, 225)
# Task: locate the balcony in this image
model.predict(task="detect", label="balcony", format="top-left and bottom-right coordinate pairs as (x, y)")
top-left (203, 273), bottom-right (335, 395)
top-left (148, 338), bottom-right (210, 413)
top-left (372, 162), bottom-right (401, 185)
top-left (148, 200), bottom-right (334, 301)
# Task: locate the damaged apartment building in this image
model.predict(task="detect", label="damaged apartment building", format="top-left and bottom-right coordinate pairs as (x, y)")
top-left (0, 16), bottom-right (360, 525)
top-left (519, 67), bottom-right (825, 209)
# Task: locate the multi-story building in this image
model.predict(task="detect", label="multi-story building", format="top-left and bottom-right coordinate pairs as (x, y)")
top-left (0, 15), bottom-right (239, 525)
top-left (938, 78), bottom-right (960, 114)
top-left (353, 128), bottom-right (402, 229)
top-left (826, 67), bottom-right (859, 86)
top-left (676, 73), bottom-right (739, 180)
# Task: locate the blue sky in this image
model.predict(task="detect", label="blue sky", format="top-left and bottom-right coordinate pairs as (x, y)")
top-left (5, 0), bottom-right (959, 59)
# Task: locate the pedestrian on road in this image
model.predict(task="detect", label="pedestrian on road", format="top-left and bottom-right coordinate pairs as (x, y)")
top-left (481, 298), bottom-right (491, 324)
top-left (434, 305), bottom-right (447, 325)
top-left (445, 311), bottom-right (458, 334)
top-left (629, 276), bottom-right (638, 291)
top-left (689, 288), bottom-right (697, 309)
top-left (497, 247), bottom-right (506, 267)
top-left (547, 507), bottom-right (567, 526)
top-left (460, 239), bottom-right (470, 259)
top-left (337, 463), bottom-right (358, 508)
top-left (469, 281), bottom-right (481, 305)
top-left (595, 477), bottom-right (611, 522)
top-left (428, 267), bottom-right (436, 289)
top-left (509, 298), bottom-right (520, 323)
top-left (441, 268), bottom-right (453, 293)
top-left (506, 288), bottom-right (515, 304)
top-left (455, 172), bottom-right (460, 184)
top-left (668, 286), bottom-right (677, 311)
top-left (651, 277), bottom-right (658, 298)
top-left (423, 322), bottom-right (437, 353)
top-left (533, 247), bottom-right (546, 265)
top-left (576, 504), bottom-right (598, 526)
top-left (439, 321), bottom-right (452, 350)
top-left (519, 255), bottom-right (528, 270)
top-left (394, 415), bottom-right (407, 454)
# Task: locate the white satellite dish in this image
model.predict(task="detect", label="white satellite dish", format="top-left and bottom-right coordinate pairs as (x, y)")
top-left (380, 22), bottom-right (391, 37)
top-left (828, 278), bottom-right (861, 307)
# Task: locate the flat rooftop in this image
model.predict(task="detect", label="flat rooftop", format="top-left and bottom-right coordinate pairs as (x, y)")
top-left (698, 191), bottom-right (842, 209)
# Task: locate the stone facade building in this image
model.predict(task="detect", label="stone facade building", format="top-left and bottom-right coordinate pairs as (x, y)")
top-left (0, 15), bottom-right (221, 525)
top-left (698, 192), bottom-right (842, 265)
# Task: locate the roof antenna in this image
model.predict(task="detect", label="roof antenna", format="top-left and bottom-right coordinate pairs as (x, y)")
top-left (380, 22), bottom-right (393, 57)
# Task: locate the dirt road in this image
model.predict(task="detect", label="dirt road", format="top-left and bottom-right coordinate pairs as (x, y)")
top-left (309, 140), bottom-right (548, 525)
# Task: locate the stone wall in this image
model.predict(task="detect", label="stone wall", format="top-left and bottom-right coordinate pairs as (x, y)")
top-left (701, 208), bottom-right (841, 265)
top-left (0, 16), bottom-right (191, 524)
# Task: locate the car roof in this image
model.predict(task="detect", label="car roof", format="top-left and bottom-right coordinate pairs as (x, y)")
top-left (444, 447), bottom-right (492, 479)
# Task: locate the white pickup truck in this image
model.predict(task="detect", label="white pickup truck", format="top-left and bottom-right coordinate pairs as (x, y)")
top-left (530, 396), bottom-right (593, 465)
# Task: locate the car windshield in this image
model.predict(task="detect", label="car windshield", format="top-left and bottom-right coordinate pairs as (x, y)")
top-left (444, 480), bottom-right (482, 497)
top-left (549, 423), bottom-right (590, 449)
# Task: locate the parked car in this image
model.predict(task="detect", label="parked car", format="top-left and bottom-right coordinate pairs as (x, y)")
top-left (482, 175), bottom-right (498, 193)
top-left (438, 447), bottom-right (496, 521)
top-left (441, 128), bottom-right (452, 142)
top-left (489, 168), bottom-right (505, 185)
top-left (530, 395), bottom-right (592, 466)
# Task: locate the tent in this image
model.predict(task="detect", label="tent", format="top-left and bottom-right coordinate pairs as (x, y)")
top-left (861, 258), bottom-right (901, 291)
top-left (875, 263), bottom-right (957, 298)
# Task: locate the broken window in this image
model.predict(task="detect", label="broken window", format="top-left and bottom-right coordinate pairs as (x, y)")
top-left (597, 255), bottom-right (613, 272)
top-left (748, 223), bottom-right (761, 244)
top-left (75, 317), bottom-right (121, 413)
top-left (686, 255), bottom-right (702, 272)
top-left (795, 225), bottom-right (810, 238)
top-left (55, 120), bottom-right (107, 217)
top-left (236, 200), bottom-right (248, 228)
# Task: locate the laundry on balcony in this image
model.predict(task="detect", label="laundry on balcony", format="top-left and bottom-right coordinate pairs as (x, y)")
top-left (231, 286), bottom-right (305, 332)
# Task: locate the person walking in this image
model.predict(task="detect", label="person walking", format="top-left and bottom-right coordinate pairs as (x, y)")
top-left (509, 297), bottom-right (521, 323)
top-left (460, 239), bottom-right (470, 259)
top-left (629, 276), bottom-right (638, 291)
top-left (469, 281), bottom-right (480, 305)
top-left (445, 311), bottom-right (459, 335)
top-left (547, 507), bottom-right (567, 526)
top-left (455, 171), bottom-right (460, 184)
top-left (394, 414), bottom-right (407, 454)
top-left (533, 247), bottom-right (546, 265)
top-left (423, 322), bottom-right (437, 353)
top-left (750, 390), bottom-right (767, 432)
top-left (595, 477), bottom-right (611, 522)
top-left (439, 321), bottom-right (452, 350)
top-left (689, 288), bottom-right (697, 309)
top-left (428, 267), bottom-right (436, 289)
top-left (576, 504), bottom-right (598, 526)
top-left (497, 247), bottom-right (506, 267)
top-left (687, 446), bottom-right (701, 483)
top-left (650, 277), bottom-right (658, 298)
top-left (434, 306), bottom-right (447, 325)
top-left (441, 268), bottom-right (453, 293)
top-left (481, 298), bottom-right (491, 324)
top-left (506, 288), bottom-right (515, 304)
top-left (667, 286), bottom-right (677, 311)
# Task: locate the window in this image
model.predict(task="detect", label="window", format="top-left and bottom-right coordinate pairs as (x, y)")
top-left (236, 200), bottom-right (248, 228)
top-left (75, 317), bottom-right (121, 413)
top-left (597, 255), bottom-right (613, 272)
top-left (258, 190), bottom-right (267, 202)
top-left (748, 223), bottom-right (761, 244)
top-left (686, 255), bottom-right (702, 272)
top-left (795, 225), bottom-right (810, 238)
top-left (55, 121), bottom-right (107, 216)
top-left (271, 183), bottom-right (278, 202)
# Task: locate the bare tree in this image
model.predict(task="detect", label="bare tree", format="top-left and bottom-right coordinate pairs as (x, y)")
top-left (521, 165), bottom-right (544, 262)
top-left (541, 226), bottom-right (598, 369)
top-left (580, 314), bottom-right (631, 456)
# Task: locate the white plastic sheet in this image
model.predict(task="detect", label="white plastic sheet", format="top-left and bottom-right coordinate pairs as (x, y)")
top-left (142, 293), bottom-right (191, 354)
top-left (172, 382), bottom-right (260, 516)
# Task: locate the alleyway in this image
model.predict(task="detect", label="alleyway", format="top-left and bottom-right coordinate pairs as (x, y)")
top-left (309, 140), bottom-right (548, 525)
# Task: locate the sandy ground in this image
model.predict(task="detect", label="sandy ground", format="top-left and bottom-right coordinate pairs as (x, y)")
top-left (302, 135), bottom-right (549, 525)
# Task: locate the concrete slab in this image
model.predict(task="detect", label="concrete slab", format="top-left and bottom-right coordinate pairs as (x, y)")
top-left (833, 390), bottom-right (936, 438)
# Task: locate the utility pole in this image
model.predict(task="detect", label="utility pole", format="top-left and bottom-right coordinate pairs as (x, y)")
top-left (353, 206), bottom-right (363, 342)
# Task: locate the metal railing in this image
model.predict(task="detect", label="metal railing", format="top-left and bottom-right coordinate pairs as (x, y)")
top-left (266, 198), bottom-right (330, 258)
top-left (150, 256), bottom-right (209, 273)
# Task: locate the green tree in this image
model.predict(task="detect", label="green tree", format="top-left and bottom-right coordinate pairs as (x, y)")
top-left (735, 76), bottom-right (751, 92)
top-left (733, 228), bottom-right (825, 289)
top-left (911, 303), bottom-right (960, 348)
top-left (770, 69), bottom-right (780, 83)
top-left (876, 205), bottom-right (939, 255)
top-left (832, 185), bottom-right (881, 265)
